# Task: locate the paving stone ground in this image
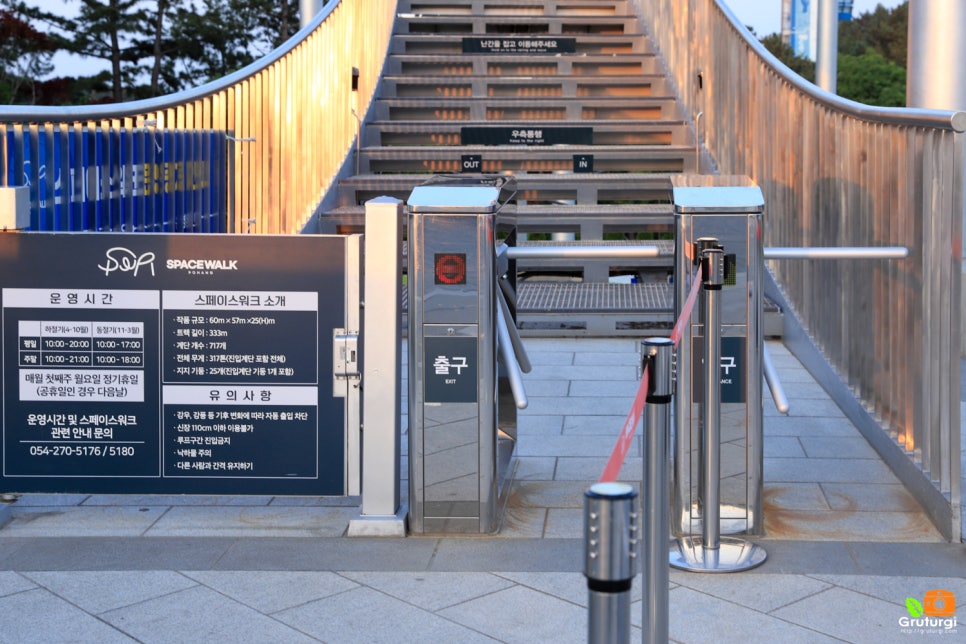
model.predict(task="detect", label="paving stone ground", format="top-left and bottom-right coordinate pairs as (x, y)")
top-left (0, 339), bottom-right (963, 643)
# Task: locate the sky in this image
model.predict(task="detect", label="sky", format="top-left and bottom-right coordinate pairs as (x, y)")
top-left (723, 0), bottom-right (907, 38)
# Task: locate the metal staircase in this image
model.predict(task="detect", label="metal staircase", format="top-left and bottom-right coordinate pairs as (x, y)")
top-left (320, 0), bottom-right (702, 334)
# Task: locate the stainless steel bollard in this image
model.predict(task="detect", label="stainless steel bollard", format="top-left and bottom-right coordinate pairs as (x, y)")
top-left (585, 482), bottom-right (638, 644)
top-left (701, 248), bottom-right (723, 554)
top-left (670, 247), bottom-right (767, 573)
top-left (641, 338), bottom-right (673, 644)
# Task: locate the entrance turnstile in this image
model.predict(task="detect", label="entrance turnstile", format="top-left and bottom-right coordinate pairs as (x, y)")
top-left (672, 175), bottom-right (765, 536)
top-left (407, 176), bottom-right (517, 533)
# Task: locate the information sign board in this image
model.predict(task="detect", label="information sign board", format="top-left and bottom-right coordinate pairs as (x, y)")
top-left (462, 37), bottom-right (577, 54)
top-left (0, 233), bottom-right (347, 495)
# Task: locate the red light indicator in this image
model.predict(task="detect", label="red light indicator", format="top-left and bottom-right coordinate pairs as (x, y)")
top-left (434, 253), bottom-right (467, 285)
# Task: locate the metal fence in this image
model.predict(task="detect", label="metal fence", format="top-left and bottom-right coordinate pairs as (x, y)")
top-left (636, 0), bottom-right (963, 540)
top-left (0, 0), bottom-right (395, 234)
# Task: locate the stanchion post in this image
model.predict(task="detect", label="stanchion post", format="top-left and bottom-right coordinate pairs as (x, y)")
top-left (584, 482), bottom-right (638, 644)
top-left (641, 338), bottom-right (673, 644)
top-left (670, 246), bottom-right (767, 573)
top-left (701, 248), bottom-right (723, 555)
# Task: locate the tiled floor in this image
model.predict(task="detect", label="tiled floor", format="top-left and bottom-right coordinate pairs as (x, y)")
top-left (0, 339), bottom-right (962, 643)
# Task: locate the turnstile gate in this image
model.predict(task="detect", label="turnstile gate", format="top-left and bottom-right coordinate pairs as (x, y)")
top-left (407, 176), bottom-right (517, 533)
top-left (672, 175), bottom-right (766, 536)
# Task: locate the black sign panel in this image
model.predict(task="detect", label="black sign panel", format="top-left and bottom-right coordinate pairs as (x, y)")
top-left (0, 233), bottom-right (346, 495)
top-left (462, 37), bottom-right (577, 54)
top-left (691, 336), bottom-right (747, 404)
top-left (424, 336), bottom-right (477, 404)
top-left (574, 154), bottom-right (594, 173)
top-left (461, 154), bottom-right (482, 173)
top-left (461, 126), bottom-right (593, 146)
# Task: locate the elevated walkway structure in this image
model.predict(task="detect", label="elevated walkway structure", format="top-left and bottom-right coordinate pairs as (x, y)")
top-left (0, 0), bottom-right (962, 542)
top-left (321, 0), bottom-right (699, 334)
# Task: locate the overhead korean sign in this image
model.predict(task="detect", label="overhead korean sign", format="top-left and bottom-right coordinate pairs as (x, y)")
top-left (4, 127), bottom-right (227, 233)
top-left (0, 233), bottom-right (347, 495)
top-left (462, 37), bottom-right (576, 54)
top-left (461, 126), bottom-right (593, 146)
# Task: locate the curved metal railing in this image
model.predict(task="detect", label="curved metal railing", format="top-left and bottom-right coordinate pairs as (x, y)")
top-left (0, 0), bottom-right (396, 234)
top-left (637, 0), bottom-right (962, 540)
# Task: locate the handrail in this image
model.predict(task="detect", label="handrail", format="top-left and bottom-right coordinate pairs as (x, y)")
top-left (711, 2), bottom-right (966, 133)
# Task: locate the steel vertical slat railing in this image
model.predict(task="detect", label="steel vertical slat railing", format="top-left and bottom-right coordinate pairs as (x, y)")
top-left (636, 0), bottom-right (963, 541)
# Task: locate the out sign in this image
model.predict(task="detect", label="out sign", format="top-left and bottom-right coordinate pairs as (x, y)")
top-left (461, 154), bottom-right (482, 173)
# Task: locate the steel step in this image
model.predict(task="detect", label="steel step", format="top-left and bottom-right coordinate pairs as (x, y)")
top-left (333, 173), bottom-right (676, 208)
top-left (395, 14), bottom-right (641, 35)
top-left (372, 97), bottom-right (684, 122)
top-left (389, 33), bottom-right (652, 55)
top-left (385, 53), bottom-right (662, 76)
top-left (380, 74), bottom-right (673, 98)
top-left (366, 120), bottom-right (691, 147)
top-left (400, 280), bottom-right (674, 336)
top-left (358, 144), bottom-right (697, 174)
top-left (397, 0), bottom-right (633, 16)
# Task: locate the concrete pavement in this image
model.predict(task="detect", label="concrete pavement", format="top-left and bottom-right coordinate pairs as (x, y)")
top-left (0, 339), bottom-right (963, 642)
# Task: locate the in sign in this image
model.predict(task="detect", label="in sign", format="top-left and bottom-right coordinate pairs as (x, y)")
top-left (434, 253), bottom-right (467, 285)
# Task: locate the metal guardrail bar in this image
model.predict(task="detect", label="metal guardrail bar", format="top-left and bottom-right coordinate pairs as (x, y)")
top-left (505, 246), bottom-right (662, 260)
top-left (637, 0), bottom-right (962, 540)
top-left (764, 247), bottom-right (910, 260)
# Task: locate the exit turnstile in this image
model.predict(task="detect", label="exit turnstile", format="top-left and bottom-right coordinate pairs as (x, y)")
top-left (407, 176), bottom-right (518, 534)
top-left (672, 175), bottom-right (765, 537)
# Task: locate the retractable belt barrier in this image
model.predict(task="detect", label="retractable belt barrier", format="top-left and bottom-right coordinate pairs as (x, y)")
top-left (585, 268), bottom-right (701, 644)
top-left (584, 236), bottom-right (908, 643)
top-left (597, 266), bottom-right (703, 485)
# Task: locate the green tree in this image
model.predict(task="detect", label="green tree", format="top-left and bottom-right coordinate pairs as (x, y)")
top-left (760, 2), bottom-right (909, 106)
top-left (836, 50), bottom-right (906, 107)
top-left (839, 2), bottom-right (908, 68)
top-left (161, 0), bottom-right (300, 90)
top-left (760, 33), bottom-right (815, 83)
top-left (3, 0), bottom-right (148, 102)
top-left (0, 7), bottom-right (54, 104)
top-left (1, 0), bottom-right (301, 104)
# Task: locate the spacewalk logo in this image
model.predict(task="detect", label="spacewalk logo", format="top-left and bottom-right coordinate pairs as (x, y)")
top-left (899, 590), bottom-right (958, 635)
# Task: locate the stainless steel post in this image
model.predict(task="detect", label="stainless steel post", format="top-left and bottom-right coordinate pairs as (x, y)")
top-left (641, 338), bottom-right (673, 644)
top-left (816, 0), bottom-right (839, 94)
top-left (702, 249), bottom-right (723, 552)
top-left (670, 248), bottom-right (767, 573)
top-left (585, 482), bottom-right (638, 644)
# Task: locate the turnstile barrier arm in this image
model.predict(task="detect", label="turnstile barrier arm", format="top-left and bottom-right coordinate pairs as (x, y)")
top-left (762, 343), bottom-right (790, 414)
top-left (497, 301), bottom-right (529, 410)
top-left (496, 281), bottom-right (532, 374)
top-left (759, 244), bottom-right (910, 414)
